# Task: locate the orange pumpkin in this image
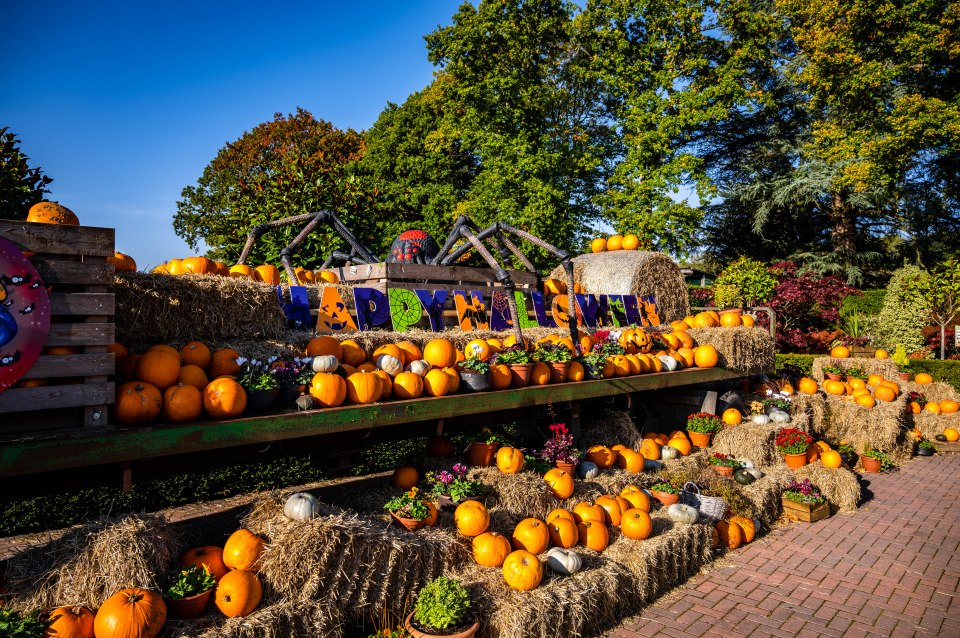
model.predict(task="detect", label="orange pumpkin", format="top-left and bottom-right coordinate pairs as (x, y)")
top-left (502, 550), bottom-right (543, 591)
top-left (591, 237), bottom-right (607, 253)
top-left (874, 385), bottom-right (896, 402)
top-left (693, 345), bottom-right (719, 368)
top-left (423, 368), bottom-right (452, 397)
top-left (179, 341), bottom-right (211, 369)
top-left (222, 529), bottom-right (265, 571)
top-left (115, 382), bottom-right (163, 426)
top-left (306, 336), bottom-right (343, 359)
top-left (511, 518), bottom-right (551, 554)
top-left (423, 338), bottom-right (457, 368)
top-left (915, 372), bottom-right (934, 385)
top-left (573, 502), bottom-right (606, 525)
top-left (722, 408), bottom-right (743, 425)
top-left (309, 372), bottom-right (347, 408)
top-left (208, 348), bottom-right (241, 377)
top-left (464, 338), bottom-right (491, 361)
top-left (339, 340), bottom-right (367, 367)
top-left (254, 265), bottom-right (281, 286)
top-left (346, 372), bottom-right (382, 404)
top-left (594, 495), bottom-right (624, 526)
top-left (667, 437), bottom-right (692, 456)
top-left (472, 531), bottom-right (512, 567)
top-left (617, 448), bottom-right (644, 473)
top-left (730, 515), bottom-right (756, 543)
top-left (547, 508), bottom-right (576, 524)
top-left (108, 251), bottom-right (137, 273)
top-left (203, 378), bottom-right (247, 418)
top-left (423, 501), bottom-right (439, 527)
top-left (490, 364), bottom-right (512, 389)
top-left (135, 350), bottom-right (181, 391)
top-left (576, 520), bottom-right (610, 552)
top-left (394, 340), bottom-right (423, 365)
top-left (391, 466), bottom-right (419, 489)
top-left (215, 569), bottom-right (262, 617)
top-left (496, 446), bottom-right (525, 474)
top-left (93, 589), bottom-right (166, 638)
top-left (715, 520), bottom-right (742, 550)
top-left (177, 364), bottom-right (209, 390)
top-left (543, 467), bottom-right (575, 499)
top-left (454, 501), bottom-right (490, 537)
top-left (46, 606), bottom-right (94, 638)
top-left (530, 361), bottom-right (552, 385)
top-left (161, 383), bottom-right (203, 423)
top-left (638, 439), bottom-right (661, 461)
top-left (620, 508), bottom-right (653, 540)
top-left (547, 518), bottom-right (579, 548)
top-left (180, 545), bottom-right (229, 581)
top-left (586, 445), bottom-right (617, 469)
top-left (27, 201), bottom-right (79, 225)
top-left (393, 371), bottom-right (424, 399)
top-left (619, 485), bottom-right (651, 512)
top-left (830, 345), bottom-right (850, 358)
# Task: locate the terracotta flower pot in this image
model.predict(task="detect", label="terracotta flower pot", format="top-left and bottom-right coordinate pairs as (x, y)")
top-left (687, 430), bottom-right (712, 449)
top-left (898, 372), bottom-right (912, 381)
top-left (783, 452), bottom-right (808, 469)
top-left (165, 589), bottom-right (213, 620)
top-left (554, 460), bottom-right (577, 474)
top-left (712, 465), bottom-right (735, 477)
top-left (390, 512), bottom-right (426, 532)
top-left (548, 361), bottom-right (571, 384)
top-left (720, 308), bottom-right (743, 316)
top-left (651, 490), bottom-right (679, 507)
top-left (860, 455), bottom-right (882, 473)
top-left (825, 373), bottom-right (842, 382)
top-left (465, 442), bottom-right (498, 466)
top-left (507, 363), bottom-right (533, 388)
top-left (405, 613), bottom-right (480, 638)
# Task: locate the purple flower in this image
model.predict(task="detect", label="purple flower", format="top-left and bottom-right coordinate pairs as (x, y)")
top-left (437, 471), bottom-right (454, 485)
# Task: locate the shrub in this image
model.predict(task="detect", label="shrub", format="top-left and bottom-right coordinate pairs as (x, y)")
top-left (713, 256), bottom-right (778, 308)
top-left (874, 265), bottom-right (930, 355)
top-left (687, 285), bottom-right (713, 309)
top-left (775, 354), bottom-right (816, 377)
top-left (413, 576), bottom-right (472, 632)
top-left (841, 290), bottom-right (886, 317)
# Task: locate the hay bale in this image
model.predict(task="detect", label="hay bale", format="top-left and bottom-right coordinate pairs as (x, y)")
top-left (194, 598), bottom-right (344, 638)
top-left (4, 514), bottom-right (178, 611)
top-left (469, 467), bottom-right (559, 521)
top-left (244, 494), bottom-right (469, 619)
top-left (686, 327), bottom-right (775, 375)
top-left (810, 356), bottom-right (898, 382)
top-left (739, 464), bottom-right (793, 526)
top-left (580, 409), bottom-right (643, 450)
top-left (793, 462), bottom-right (860, 513)
top-left (548, 251), bottom-right (690, 322)
top-left (903, 381), bottom-right (959, 404)
top-left (790, 392), bottom-right (829, 435)
top-left (116, 273), bottom-right (288, 344)
top-left (711, 423), bottom-right (783, 467)
top-left (913, 412), bottom-right (959, 440)
top-left (812, 394), bottom-right (911, 460)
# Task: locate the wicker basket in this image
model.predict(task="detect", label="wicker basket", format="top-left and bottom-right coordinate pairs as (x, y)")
top-left (679, 482), bottom-right (728, 522)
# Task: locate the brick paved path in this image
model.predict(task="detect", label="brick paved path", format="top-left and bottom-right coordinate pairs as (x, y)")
top-left (609, 454), bottom-right (960, 637)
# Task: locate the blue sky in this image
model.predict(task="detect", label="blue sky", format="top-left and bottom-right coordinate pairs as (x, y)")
top-left (4, 1), bottom-right (463, 269)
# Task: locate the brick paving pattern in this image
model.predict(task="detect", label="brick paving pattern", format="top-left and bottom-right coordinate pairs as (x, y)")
top-left (609, 454), bottom-right (960, 637)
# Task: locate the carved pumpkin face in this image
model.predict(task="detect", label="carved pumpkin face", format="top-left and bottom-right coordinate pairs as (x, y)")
top-left (317, 287), bottom-right (357, 333)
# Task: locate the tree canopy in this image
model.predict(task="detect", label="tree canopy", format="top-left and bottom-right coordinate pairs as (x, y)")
top-left (0, 127), bottom-right (52, 221)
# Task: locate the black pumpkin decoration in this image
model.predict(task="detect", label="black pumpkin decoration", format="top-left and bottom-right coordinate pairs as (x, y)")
top-left (733, 468), bottom-right (756, 485)
top-left (935, 434), bottom-right (948, 442)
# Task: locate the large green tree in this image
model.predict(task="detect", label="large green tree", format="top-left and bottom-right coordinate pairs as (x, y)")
top-left (0, 127), bottom-right (52, 220)
top-left (173, 109), bottom-right (366, 266)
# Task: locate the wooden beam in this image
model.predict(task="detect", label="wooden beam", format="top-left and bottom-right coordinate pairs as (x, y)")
top-left (0, 368), bottom-right (740, 477)
top-left (0, 221), bottom-right (115, 257)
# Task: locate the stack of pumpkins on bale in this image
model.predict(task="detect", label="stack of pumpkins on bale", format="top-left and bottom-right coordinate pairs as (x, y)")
top-left (151, 256), bottom-right (339, 286)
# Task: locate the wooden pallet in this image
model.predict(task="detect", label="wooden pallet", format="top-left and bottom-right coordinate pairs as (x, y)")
top-left (0, 221), bottom-right (116, 431)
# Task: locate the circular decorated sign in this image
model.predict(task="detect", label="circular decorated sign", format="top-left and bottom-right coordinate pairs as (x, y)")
top-left (0, 237), bottom-right (51, 393)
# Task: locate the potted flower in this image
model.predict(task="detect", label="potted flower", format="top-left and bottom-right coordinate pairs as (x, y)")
top-left (706, 452), bottom-right (741, 477)
top-left (686, 412), bottom-right (723, 448)
top-left (649, 481), bottom-right (680, 506)
top-left (577, 350), bottom-right (607, 380)
top-left (822, 361), bottom-right (844, 382)
top-left (860, 448), bottom-right (896, 473)
top-left (405, 576), bottom-right (478, 638)
top-left (835, 440), bottom-right (857, 468)
top-left (776, 427), bottom-right (813, 469)
top-left (535, 342), bottom-right (573, 383)
top-left (459, 357), bottom-right (491, 392)
top-left (463, 428), bottom-right (504, 466)
top-left (781, 479), bottom-right (830, 522)
top-left (536, 422), bottom-right (581, 473)
top-left (163, 564), bottom-right (217, 619)
top-left (917, 439), bottom-right (937, 457)
top-left (237, 356), bottom-right (279, 412)
top-left (270, 357), bottom-right (314, 408)
top-left (844, 366), bottom-right (867, 381)
top-left (494, 346), bottom-right (533, 387)
top-left (384, 487), bottom-right (432, 531)
top-left (424, 464), bottom-right (488, 508)
top-left (891, 344), bottom-right (912, 381)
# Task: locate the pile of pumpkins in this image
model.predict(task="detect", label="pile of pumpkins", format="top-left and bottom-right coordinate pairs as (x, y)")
top-left (38, 528), bottom-right (266, 638)
top-left (791, 373), bottom-right (903, 409)
top-left (669, 310), bottom-right (756, 329)
top-left (589, 234), bottom-right (643, 253)
top-left (151, 257), bottom-right (339, 286)
top-left (113, 342), bottom-right (249, 425)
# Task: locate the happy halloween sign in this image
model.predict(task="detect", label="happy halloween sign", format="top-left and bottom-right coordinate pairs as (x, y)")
top-left (279, 285), bottom-right (660, 334)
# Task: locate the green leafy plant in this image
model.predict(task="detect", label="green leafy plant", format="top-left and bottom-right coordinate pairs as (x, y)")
top-left (412, 576), bottom-right (472, 633)
top-left (494, 346), bottom-right (532, 365)
top-left (523, 454), bottom-right (552, 475)
top-left (0, 608), bottom-right (48, 638)
top-left (535, 342), bottom-right (572, 363)
top-left (712, 257), bottom-right (778, 308)
top-left (843, 366), bottom-right (867, 381)
top-left (164, 564), bottom-right (216, 600)
top-left (424, 464), bottom-right (488, 503)
top-left (464, 427), bottom-right (507, 445)
top-left (459, 357), bottom-right (490, 374)
top-left (918, 439), bottom-right (937, 452)
top-left (862, 449), bottom-right (897, 472)
top-left (686, 412), bottom-right (723, 434)
top-left (891, 344), bottom-right (912, 372)
top-left (384, 487), bottom-right (430, 521)
top-left (762, 397), bottom-right (792, 412)
top-left (707, 452), bottom-right (741, 468)
top-left (649, 481), bottom-right (680, 494)
top-left (236, 357), bottom-right (280, 391)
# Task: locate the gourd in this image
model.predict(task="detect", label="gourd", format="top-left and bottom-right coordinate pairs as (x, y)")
top-left (503, 550), bottom-right (543, 591)
top-left (222, 529), bottom-right (265, 571)
top-left (643, 459), bottom-right (662, 472)
top-left (666, 503), bottom-right (698, 524)
top-left (547, 518), bottom-right (579, 548)
top-left (311, 355), bottom-right (339, 373)
top-left (739, 459), bottom-right (755, 468)
top-left (309, 373), bottom-right (346, 408)
top-left (391, 466), bottom-right (419, 489)
top-left (576, 461), bottom-right (599, 479)
top-left (658, 355), bottom-right (680, 372)
top-left (576, 520), bottom-right (610, 552)
top-left (472, 531), bottom-right (512, 567)
top-left (511, 518), bottom-right (550, 554)
top-left (180, 546), bottom-right (229, 581)
top-left (454, 501), bottom-right (490, 537)
top-left (496, 447), bottom-right (525, 474)
top-left (769, 410), bottom-right (791, 424)
top-left (620, 508), bottom-right (653, 539)
top-left (283, 492), bottom-right (321, 521)
top-left (546, 547), bottom-right (582, 575)
top-left (405, 359), bottom-right (431, 377)
top-left (543, 468), bottom-right (575, 499)
top-left (376, 354), bottom-right (404, 377)
top-left (46, 606), bottom-right (94, 638)
top-left (659, 445), bottom-right (680, 460)
top-left (745, 467), bottom-right (764, 480)
top-left (750, 413), bottom-right (770, 425)
top-left (203, 377), bottom-right (247, 418)
top-left (733, 469), bottom-right (756, 485)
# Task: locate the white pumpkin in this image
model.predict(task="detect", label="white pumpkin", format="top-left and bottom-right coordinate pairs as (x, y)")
top-left (666, 503), bottom-right (698, 524)
top-left (546, 547), bottom-right (582, 575)
top-left (658, 355), bottom-right (680, 372)
top-left (739, 459), bottom-right (755, 468)
top-left (376, 354), bottom-right (404, 377)
top-left (745, 467), bottom-right (764, 480)
top-left (311, 355), bottom-right (339, 374)
top-left (769, 410), bottom-right (791, 424)
top-left (659, 445), bottom-right (680, 460)
top-left (577, 461), bottom-right (599, 479)
top-left (750, 413), bottom-right (770, 425)
top-left (643, 459), bottom-right (662, 472)
top-left (405, 359), bottom-right (432, 377)
top-left (283, 492), bottom-right (321, 521)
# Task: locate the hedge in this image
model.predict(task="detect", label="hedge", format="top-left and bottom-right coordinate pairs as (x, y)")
top-left (841, 289), bottom-right (886, 317)
top-left (774, 354), bottom-right (816, 377)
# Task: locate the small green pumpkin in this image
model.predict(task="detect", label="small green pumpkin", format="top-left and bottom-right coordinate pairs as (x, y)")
top-left (733, 468), bottom-right (756, 485)
top-left (935, 434), bottom-right (948, 442)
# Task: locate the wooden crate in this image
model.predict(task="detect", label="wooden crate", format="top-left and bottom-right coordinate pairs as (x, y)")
top-left (0, 221), bottom-right (115, 432)
top-left (782, 497), bottom-right (831, 523)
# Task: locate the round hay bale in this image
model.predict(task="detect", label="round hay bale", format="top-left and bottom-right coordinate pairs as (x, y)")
top-left (548, 251), bottom-right (690, 323)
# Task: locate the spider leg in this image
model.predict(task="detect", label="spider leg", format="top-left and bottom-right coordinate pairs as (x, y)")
top-left (454, 225), bottom-right (525, 344)
top-left (432, 215), bottom-right (480, 265)
top-left (238, 213), bottom-right (315, 265)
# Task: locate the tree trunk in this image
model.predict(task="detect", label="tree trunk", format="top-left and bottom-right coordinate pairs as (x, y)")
top-left (828, 192), bottom-right (858, 254)
top-left (942, 323), bottom-right (946, 360)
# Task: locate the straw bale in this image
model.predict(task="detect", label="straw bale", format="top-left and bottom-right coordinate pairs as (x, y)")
top-left (580, 409), bottom-right (644, 450)
top-left (548, 251), bottom-right (690, 322)
top-left (4, 514), bottom-right (178, 611)
top-left (739, 464), bottom-right (793, 526)
top-left (810, 356), bottom-right (898, 383)
top-left (686, 327), bottom-right (775, 375)
top-left (115, 273), bottom-right (288, 344)
top-left (903, 381), bottom-right (959, 404)
top-left (711, 423), bottom-right (784, 467)
top-left (244, 494), bottom-right (469, 619)
top-left (793, 463), bottom-right (860, 513)
top-left (913, 412), bottom-right (960, 440)
top-left (812, 393), bottom-right (911, 460)
top-left (469, 467), bottom-right (560, 521)
top-left (193, 598), bottom-right (344, 638)
top-left (790, 392), bottom-right (829, 435)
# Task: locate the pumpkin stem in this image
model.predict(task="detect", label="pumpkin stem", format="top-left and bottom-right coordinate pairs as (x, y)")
top-left (125, 592), bottom-right (144, 603)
